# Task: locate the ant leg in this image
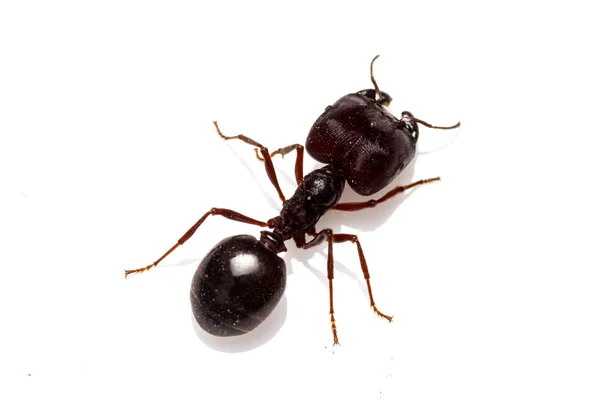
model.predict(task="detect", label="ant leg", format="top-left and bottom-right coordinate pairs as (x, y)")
top-left (213, 121), bottom-right (286, 203)
top-left (301, 229), bottom-right (339, 345)
top-left (333, 177), bottom-right (440, 211)
top-left (291, 226), bottom-right (317, 248)
top-left (300, 229), bottom-right (391, 344)
top-left (124, 208), bottom-right (268, 278)
top-left (332, 234), bottom-right (392, 322)
top-left (255, 144), bottom-right (305, 186)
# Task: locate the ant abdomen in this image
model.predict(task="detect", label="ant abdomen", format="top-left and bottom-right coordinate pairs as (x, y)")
top-left (190, 235), bottom-right (286, 336)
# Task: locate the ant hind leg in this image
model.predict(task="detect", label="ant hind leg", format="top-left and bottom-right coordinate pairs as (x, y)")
top-left (125, 208), bottom-right (268, 278)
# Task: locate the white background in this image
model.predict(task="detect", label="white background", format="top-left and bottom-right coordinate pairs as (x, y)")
top-left (2, 1), bottom-right (599, 399)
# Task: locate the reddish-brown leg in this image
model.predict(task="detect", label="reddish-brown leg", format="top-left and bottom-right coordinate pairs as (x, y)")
top-left (124, 208), bottom-right (268, 278)
top-left (332, 234), bottom-right (392, 322)
top-left (300, 228), bottom-right (392, 345)
top-left (213, 121), bottom-right (287, 203)
top-left (301, 229), bottom-right (339, 345)
top-left (333, 177), bottom-right (441, 211)
top-left (255, 144), bottom-right (305, 186)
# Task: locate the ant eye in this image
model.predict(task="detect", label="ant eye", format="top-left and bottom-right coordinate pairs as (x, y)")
top-left (398, 120), bottom-right (418, 141)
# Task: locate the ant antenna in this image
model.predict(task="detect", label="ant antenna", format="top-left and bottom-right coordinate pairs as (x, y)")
top-left (370, 55), bottom-right (382, 101)
top-left (403, 116), bottom-right (461, 130)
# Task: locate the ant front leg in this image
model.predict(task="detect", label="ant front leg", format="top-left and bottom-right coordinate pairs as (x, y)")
top-left (255, 144), bottom-right (305, 186)
top-left (333, 177), bottom-right (441, 211)
top-left (213, 121), bottom-right (288, 203)
top-left (124, 208), bottom-right (269, 278)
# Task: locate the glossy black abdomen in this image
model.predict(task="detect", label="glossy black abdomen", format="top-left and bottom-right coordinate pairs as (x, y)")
top-left (190, 235), bottom-right (286, 336)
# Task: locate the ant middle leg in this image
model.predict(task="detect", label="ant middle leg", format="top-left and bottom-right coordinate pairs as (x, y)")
top-left (332, 177), bottom-right (441, 211)
top-left (213, 121), bottom-right (287, 204)
top-left (124, 208), bottom-right (268, 278)
top-left (301, 229), bottom-right (339, 345)
top-left (300, 228), bottom-right (392, 345)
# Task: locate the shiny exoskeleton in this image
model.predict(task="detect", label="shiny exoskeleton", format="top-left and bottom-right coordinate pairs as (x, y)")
top-left (190, 165), bottom-right (346, 336)
top-left (307, 56), bottom-right (460, 196)
top-left (125, 56), bottom-right (460, 344)
top-left (307, 89), bottom-right (420, 195)
top-left (190, 234), bottom-right (286, 336)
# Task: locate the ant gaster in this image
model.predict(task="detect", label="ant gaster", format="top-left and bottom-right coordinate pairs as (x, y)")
top-left (125, 56), bottom-right (460, 345)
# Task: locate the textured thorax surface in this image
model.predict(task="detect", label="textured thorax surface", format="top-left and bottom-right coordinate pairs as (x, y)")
top-left (273, 165), bottom-right (345, 240)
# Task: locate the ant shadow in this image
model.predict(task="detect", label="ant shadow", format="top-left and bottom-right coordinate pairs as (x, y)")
top-left (192, 296), bottom-right (288, 353)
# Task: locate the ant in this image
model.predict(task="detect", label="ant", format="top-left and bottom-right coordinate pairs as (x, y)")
top-left (125, 56), bottom-right (460, 345)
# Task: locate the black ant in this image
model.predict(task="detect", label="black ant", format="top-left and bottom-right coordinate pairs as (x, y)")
top-left (125, 56), bottom-right (460, 345)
